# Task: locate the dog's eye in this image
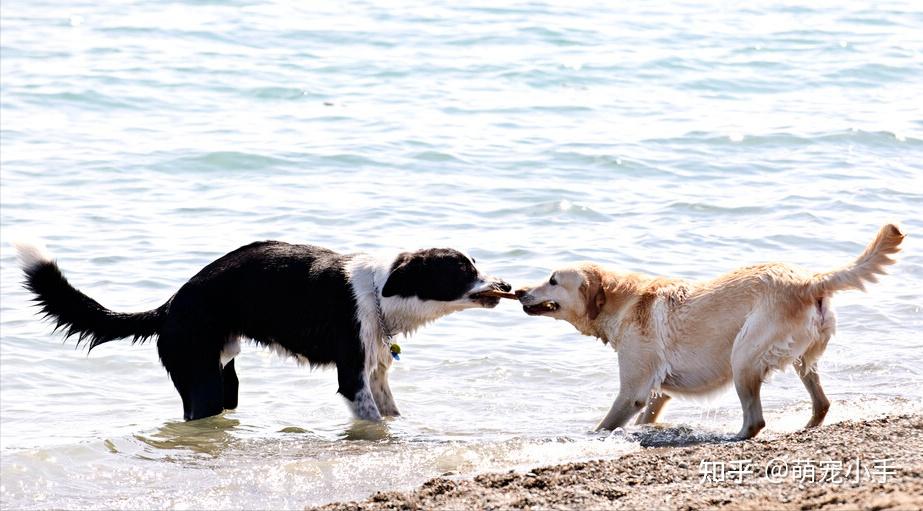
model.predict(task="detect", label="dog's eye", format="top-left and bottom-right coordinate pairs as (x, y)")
top-left (549, 275), bottom-right (557, 286)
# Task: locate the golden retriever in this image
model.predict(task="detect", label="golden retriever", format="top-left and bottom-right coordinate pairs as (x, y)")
top-left (515, 224), bottom-right (904, 439)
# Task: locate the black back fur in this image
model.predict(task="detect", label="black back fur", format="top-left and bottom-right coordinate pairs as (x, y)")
top-left (20, 241), bottom-right (498, 422)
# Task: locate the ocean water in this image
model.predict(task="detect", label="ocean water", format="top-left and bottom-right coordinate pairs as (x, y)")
top-left (1, 0), bottom-right (922, 508)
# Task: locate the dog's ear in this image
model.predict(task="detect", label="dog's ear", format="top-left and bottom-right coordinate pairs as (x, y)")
top-left (581, 266), bottom-right (606, 320)
top-left (381, 253), bottom-right (413, 297)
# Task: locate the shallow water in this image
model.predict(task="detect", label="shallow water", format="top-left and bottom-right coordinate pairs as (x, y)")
top-left (1, 0), bottom-right (922, 508)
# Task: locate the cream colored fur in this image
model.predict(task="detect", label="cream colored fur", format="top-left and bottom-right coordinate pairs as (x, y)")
top-left (517, 224), bottom-right (904, 439)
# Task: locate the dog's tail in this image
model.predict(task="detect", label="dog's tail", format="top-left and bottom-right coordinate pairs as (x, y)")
top-left (807, 223), bottom-right (905, 296)
top-left (14, 241), bottom-right (169, 351)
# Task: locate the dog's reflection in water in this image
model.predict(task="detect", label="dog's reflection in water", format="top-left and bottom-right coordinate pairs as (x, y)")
top-left (134, 414), bottom-right (392, 458)
top-left (342, 419), bottom-right (391, 441)
top-left (135, 414), bottom-right (241, 456)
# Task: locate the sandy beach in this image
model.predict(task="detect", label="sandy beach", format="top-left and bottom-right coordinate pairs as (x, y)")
top-left (318, 414), bottom-right (923, 510)
top-left (3, 1), bottom-right (921, 508)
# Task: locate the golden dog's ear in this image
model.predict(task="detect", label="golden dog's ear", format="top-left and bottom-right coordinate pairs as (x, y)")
top-left (581, 267), bottom-right (606, 320)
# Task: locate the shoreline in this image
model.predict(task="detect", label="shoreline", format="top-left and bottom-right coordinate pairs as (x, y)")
top-left (317, 414), bottom-right (923, 510)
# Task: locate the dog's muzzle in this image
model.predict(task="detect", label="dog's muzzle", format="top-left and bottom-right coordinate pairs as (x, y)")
top-left (469, 279), bottom-right (513, 307)
top-left (515, 288), bottom-right (559, 315)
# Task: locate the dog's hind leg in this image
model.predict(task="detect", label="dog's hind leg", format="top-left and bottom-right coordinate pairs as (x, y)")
top-left (730, 313), bottom-right (784, 439)
top-left (169, 367), bottom-right (225, 421)
top-left (222, 358), bottom-right (239, 410)
top-left (732, 364), bottom-right (766, 439)
top-left (795, 361), bottom-right (829, 428)
top-left (159, 334), bottom-right (225, 421)
top-left (186, 372), bottom-right (225, 421)
top-left (794, 308), bottom-right (833, 429)
top-left (634, 393), bottom-right (671, 425)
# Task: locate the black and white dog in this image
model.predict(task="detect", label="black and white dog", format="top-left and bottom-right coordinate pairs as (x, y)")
top-left (15, 241), bottom-right (510, 422)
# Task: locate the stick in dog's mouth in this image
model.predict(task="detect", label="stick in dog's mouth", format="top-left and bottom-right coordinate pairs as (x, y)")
top-left (523, 301), bottom-right (559, 315)
top-left (470, 290), bottom-right (519, 300)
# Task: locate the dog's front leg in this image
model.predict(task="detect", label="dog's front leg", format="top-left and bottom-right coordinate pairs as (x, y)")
top-left (351, 378), bottom-right (383, 422)
top-left (338, 364), bottom-right (383, 421)
top-left (634, 393), bottom-right (671, 425)
top-left (370, 361), bottom-right (400, 417)
top-left (596, 389), bottom-right (654, 431)
top-left (596, 351), bottom-right (659, 431)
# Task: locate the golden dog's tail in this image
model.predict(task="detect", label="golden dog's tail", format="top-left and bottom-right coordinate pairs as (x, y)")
top-left (808, 223), bottom-right (904, 296)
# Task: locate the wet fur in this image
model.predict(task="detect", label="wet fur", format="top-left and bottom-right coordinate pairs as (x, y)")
top-left (16, 241), bottom-right (509, 423)
top-left (517, 224), bottom-right (904, 439)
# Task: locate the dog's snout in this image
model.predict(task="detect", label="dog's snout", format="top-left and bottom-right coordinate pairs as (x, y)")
top-left (496, 280), bottom-right (512, 292)
top-left (514, 288), bottom-right (528, 299)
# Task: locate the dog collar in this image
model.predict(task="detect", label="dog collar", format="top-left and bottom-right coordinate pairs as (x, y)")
top-left (373, 277), bottom-right (399, 360)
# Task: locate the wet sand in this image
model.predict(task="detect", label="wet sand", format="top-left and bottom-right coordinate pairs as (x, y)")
top-left (317, 414), bottom-right (923, 510)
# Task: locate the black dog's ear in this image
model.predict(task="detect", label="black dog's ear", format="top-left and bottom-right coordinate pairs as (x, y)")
top-left (382, 253), bottom-right (413, 297)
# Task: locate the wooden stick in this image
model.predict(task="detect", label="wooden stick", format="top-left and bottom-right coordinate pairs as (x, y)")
top-left (473, 290), bottom-right (518, 299)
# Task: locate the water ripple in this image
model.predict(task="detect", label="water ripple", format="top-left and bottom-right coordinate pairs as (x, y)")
top-left (2, 0), bottom-right (921, 508)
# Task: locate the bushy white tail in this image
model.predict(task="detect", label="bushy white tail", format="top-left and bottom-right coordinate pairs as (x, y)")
top-left (13, 240), bottom-right (52, 270)
top-left (15, 241), bottom-right (168, 350)
top-left (808, 223), bottom-right (904, 295)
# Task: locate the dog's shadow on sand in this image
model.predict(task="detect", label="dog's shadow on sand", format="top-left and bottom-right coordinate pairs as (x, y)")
top-left (621, 424), bottom-right (739, 448)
